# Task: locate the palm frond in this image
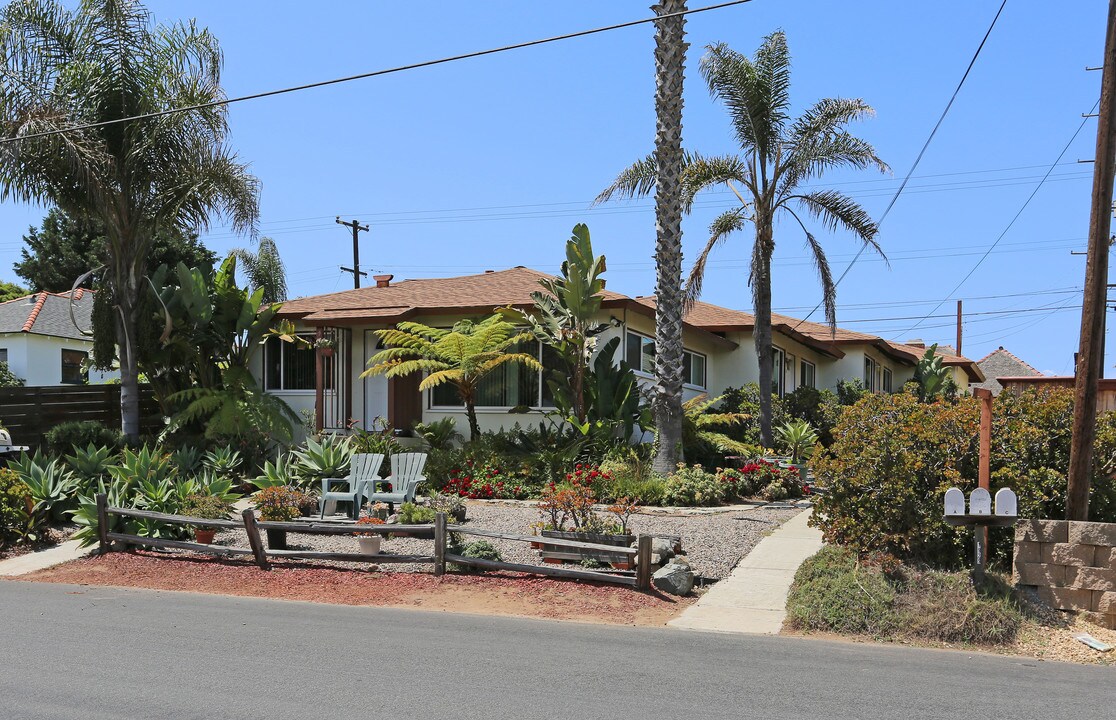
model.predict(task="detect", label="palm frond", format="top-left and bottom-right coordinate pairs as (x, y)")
top-left (784, 207), bottom-right (837, 331)
top-left (684, 207), bottom-right (748, 311)
top-left (594, 153), bottom-right (658, 204)
top-left (787, 189), bottom-right (885, 261)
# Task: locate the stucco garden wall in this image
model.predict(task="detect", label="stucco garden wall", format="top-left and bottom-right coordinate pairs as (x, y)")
top-left (1014, 519), bottom-right (1116, 629)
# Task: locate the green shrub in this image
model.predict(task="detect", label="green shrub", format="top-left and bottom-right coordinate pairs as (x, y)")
top-left (598, 452), bottom-right (666, 504)
top-left (255, 486), bottom-right (315, 522)
top-left (180, 494), bottom-right (232, 520)
top-left (662, 464), bottom-right (725, 506)
top-left (450, 539), bottom-right (503, 573)
top-left (0, 468), bottom-right (34, 547)
top-left (786, 547), bottom-right (898, 636)
top-left (44, 420), bottom-right (122, 456)
top-left (789, 547), bottom-right (1022, 645)
top-left (396, 501), bottom-right (436, 524)
top-left (0, 360), bottom-right (24, 387)
top-left (812, 387), bottom-right (1116, 570)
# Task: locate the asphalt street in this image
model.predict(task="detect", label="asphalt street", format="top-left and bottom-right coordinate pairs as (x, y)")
top-left (0, 580), bottom-right (1110, 720)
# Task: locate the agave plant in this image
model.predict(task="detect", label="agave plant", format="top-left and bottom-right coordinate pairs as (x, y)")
top-left (64, 444), bottom-right (118, 490)
top-left (170, 446), bottom-right (205, 476)
top-left (7, 451), bottom-right (80, 524)
top-left (203, 447), bottom-right (243, 476)
top-left (250, 452), bottom-right (299, 492)
top-left (775, 419), bottom-right (820, 465)
top-left (292, 435), bottom-right (353, 483)
top-left (108, 447), bottom-right (178, 491)
top-left (184, 470), bottom-right (241, 504)
top-left (69, 478), bottom-right (131, 548)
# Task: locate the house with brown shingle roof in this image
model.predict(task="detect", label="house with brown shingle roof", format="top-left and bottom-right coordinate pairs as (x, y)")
top-left (0, 289), bottom-right (117, 386)
top-left (260, 267), bottom-right (983, 435)
top-left (972, 346), bottom-right (1043, 395)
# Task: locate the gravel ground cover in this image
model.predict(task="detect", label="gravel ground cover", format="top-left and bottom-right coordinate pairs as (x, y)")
top-left (215, 502), bottom-right (803, 581)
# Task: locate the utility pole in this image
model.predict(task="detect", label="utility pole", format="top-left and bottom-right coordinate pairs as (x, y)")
top-left (1068, 0), bottom-right (1116, 522)
top-left (956, 300), bottom-right (963, 357)
top-left (336, 217), bottom-right (369, 289)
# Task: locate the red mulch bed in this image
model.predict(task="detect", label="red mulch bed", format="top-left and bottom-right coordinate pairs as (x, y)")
top-left (14, 550), bottom-right (693, 626)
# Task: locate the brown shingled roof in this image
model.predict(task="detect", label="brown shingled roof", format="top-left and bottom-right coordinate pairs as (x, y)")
top-left (277, 266), bottom-right (629, 323)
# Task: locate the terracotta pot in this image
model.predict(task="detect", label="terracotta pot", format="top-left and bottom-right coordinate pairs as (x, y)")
top-left (319, 347), bottom-right (334, 357)
top-left (194, 528), bottom-right (216, 545)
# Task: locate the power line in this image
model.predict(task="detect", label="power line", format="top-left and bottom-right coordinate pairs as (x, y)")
top-left (793, 0), bottom-right (1008, 329)
top-left (898, 97), bottom-right (1103, 336)
top-left (0, 0), bottom-right (753, 146)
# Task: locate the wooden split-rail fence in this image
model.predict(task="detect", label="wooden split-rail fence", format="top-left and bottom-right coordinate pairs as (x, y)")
top-left (95, 494), bottom-right (654, 590)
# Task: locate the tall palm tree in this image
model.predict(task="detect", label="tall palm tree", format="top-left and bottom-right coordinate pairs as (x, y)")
top-left (362, 316), bottom-right (542, 442)
top-left (232, 237), bottom-right (287, 304)
top-left (647, 0), bottom-right (689, 474)
top-left (598, 32), bottom-right (887, 446)
top-left (0, 0), bottom-right (259, 439)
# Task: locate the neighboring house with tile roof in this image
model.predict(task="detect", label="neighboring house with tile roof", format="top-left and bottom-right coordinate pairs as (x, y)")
top-left (263, 266), bottom-right (983, 436)
top-left (0, 289), bottom-right (117, 386)
top-left (971, 346), bottom-right (1043, 395)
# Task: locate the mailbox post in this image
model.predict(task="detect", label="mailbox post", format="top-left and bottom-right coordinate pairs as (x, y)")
top-left (944, 486), bottom-right (1018, 584)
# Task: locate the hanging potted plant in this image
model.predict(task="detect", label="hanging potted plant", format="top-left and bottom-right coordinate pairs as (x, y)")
top-left (314, 336), bottom-right (337, 357)
top-left (255, 486), bottom-right (316, 550)
top-left (354, 514), bottom-right (386, 554)
top-left (181, 494), bottom-right (232, 545)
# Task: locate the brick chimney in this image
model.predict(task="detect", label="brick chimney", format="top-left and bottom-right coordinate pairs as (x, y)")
top-left (373, 274), bottom-right (393, 288)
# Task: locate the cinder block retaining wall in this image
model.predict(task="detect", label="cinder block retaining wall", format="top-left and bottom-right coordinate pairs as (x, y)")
top-left (1014, 519), bottom-right (1116, 630)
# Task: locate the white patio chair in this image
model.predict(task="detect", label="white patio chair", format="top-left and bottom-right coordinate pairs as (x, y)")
top-left (360, 452), bottom-right (427, 512)
top-left (320, 453), bottom-right (384, 519)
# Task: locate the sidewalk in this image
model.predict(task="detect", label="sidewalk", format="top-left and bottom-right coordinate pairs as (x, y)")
top-left (669, 508), bottom-right (822, 634)
top-left (0, 539), bottom-right (93, 577)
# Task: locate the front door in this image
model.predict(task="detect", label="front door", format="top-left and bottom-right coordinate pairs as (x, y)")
top-left (363, 330), bottom-right (388, 431)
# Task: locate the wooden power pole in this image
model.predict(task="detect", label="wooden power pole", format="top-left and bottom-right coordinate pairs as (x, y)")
top-left (1068, 0), bottom-right (1116, 521)
top-left (336, 217), bottom-right (369, 288)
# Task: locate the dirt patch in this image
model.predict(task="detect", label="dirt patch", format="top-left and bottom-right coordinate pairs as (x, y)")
top-left (13, 551), bottom-right (694, 627)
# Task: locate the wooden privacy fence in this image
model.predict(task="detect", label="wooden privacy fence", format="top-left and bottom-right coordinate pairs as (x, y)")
top-left (94, 495), bottom-right (653, 590)
top-left (0, 385), bottom-right (162, 448)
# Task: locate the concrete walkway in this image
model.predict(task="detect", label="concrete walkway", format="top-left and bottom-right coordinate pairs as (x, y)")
top-left (0, 539), bottom-right (93, 577)
top-left (669, 508), bottom-right (822, 634)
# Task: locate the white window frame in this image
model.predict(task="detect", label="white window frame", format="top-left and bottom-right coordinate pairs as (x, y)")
top-left (800, 359), bottom-right (816, 389)
top-left (883, 367), bottom-right (893, 393)
top-left (772, 345), bottom-right (786, 396)
top-left (625, 330), bottom-right (707, 390)
top-left (864, 355), bottom-right (885, 393)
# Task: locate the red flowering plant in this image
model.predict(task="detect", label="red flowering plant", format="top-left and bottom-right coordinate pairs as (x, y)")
top-left (537, 465), bottom-right (631, 535)
top-left (353, 514), bottom-right (386, 537)
top-left (442, 459), bottom-right (531, 500)
top-left (717, 460), bottom-right (800, 500)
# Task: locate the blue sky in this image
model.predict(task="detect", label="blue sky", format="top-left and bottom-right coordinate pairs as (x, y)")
top-left (0, 1), bottom-right (1107, 374)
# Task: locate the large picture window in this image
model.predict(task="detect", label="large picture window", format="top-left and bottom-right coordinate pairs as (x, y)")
top-left (60, 349), bottom-right (88, 384)
top-left (430, 341), bottom-right (560, 409)
top-left (624, 331), bottom-right (706, 388)
top-left (263, 335), bottom-right (332, 391)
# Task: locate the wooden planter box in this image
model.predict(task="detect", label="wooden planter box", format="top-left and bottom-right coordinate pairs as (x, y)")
top-left (539, 530), bottom-right (634, 565)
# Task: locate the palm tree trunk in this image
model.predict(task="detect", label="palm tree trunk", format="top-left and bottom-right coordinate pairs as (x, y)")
top-left (116, 285), bottom-right (141, 442)
top-left (650, 0), bottom-right (689, 475)
top-left (753, 222), bottom-right (775, 448)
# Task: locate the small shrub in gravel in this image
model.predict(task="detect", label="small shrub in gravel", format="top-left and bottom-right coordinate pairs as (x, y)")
top-left (662, 464), bottom-right (724, 506)
top-left (396, 502), bottom-right (436, 524)
top-left (451, 539), bottom-right (503, 573)
top-left (0, 468), bottom-right (34, 548)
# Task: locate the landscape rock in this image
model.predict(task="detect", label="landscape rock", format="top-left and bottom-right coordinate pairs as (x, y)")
top-left (653, 558), bottom-right (694, 596)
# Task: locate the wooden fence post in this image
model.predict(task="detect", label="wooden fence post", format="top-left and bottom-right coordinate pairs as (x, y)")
top-left (636, 535), bottom-right (653, 591)
top-left (241, 509), bottom-right (270, 570)
top-left (95, 493), bottom-right (110, 553)
top-left (434, 512), bottom-right (447, 577)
